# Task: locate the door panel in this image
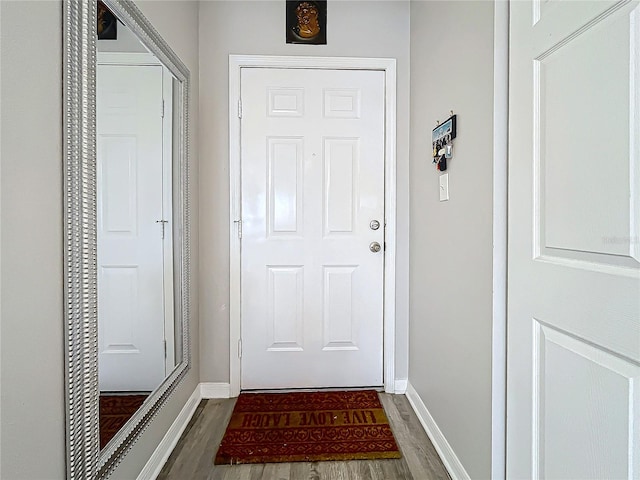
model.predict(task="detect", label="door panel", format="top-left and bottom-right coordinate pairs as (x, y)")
top-left (535, 325), bottom-right (639, 480)
top-left (97, 64), bottom-right (166, 392)
top-left (267, 137), bottom-right (303, 235)
top-left (322, 266), bottom-right (358, 350)
top-left (241, 68), bottom-right (385, 389)
top-left (508, 1), bottom-right (640, 478)
top-left (324, 138), bottom-right (357, 234)
top-left (267, 266), bottom-right (304, 352)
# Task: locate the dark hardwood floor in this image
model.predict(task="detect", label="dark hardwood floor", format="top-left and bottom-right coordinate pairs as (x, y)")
top-left (158, 393), bottom-right (451, 480)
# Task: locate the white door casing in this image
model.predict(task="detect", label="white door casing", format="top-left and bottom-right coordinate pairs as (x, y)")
top-left (97, 61), bottom-right (170, 392)
top-left (229, 55), bottom-right (397, 396)
top-left (240, 67), bottom-right (385, 389)
top-left (508, 1), bottom-right (640, 478)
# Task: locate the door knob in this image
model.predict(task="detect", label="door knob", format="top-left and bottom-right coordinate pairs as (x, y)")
top-left (369, 242), bottom-right (381, 253)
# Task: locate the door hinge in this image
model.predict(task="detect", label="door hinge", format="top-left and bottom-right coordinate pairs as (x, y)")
top-left (238, 98), bottom-right (242, 118)
top-left (238, 339), bottom-right (242, 358)
top-left (234, 219), bottom-right (242, 239)
top-left (163, 339), bottom-right (167, 359)
top-left (161, 99), bottom-right (165, 118)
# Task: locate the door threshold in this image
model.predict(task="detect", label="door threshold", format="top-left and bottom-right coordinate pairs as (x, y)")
top-left (241, 386), bottom-right (385, 394)
top-left (100, 391), bottom-right (152, 396)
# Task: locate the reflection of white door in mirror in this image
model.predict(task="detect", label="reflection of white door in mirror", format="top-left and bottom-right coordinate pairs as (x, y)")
top-left (97, 59), bottom-right (173, 392)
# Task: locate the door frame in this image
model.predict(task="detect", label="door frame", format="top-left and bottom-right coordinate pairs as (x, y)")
top-left (492, 2), bottom-right (508, 478)
top-left (229, 55), bottom-right (397, 397)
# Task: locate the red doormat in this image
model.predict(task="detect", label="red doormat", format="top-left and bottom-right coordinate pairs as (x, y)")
top-left (99, 394), bottom-right (147, 449)
top-left (214, 390), bottom-right (401, 465)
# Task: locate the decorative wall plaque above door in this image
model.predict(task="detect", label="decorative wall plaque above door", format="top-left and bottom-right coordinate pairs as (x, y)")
top-left (286, 1), bottom-right (327, 45)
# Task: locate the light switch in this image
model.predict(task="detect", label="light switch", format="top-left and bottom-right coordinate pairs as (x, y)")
top-left (439, 173), bottom-right (449, 201)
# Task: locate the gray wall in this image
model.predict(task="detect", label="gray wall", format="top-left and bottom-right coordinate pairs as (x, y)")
top-left (197, 0), bottom-right (411, 384)
top-left (1, 2), bottom-right (65, 477)
top-left (409, 1), bottom-right (495, 479)
top-left (0, 1), bottom-right (200, 478)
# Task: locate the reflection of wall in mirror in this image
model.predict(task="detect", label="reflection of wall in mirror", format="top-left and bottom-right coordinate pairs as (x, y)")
top-left (98, 16), bottom-right (147, 53)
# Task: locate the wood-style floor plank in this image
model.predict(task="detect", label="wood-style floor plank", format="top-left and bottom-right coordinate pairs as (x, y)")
top-left (158, 393), bottom-right (451, 480)
top-left (380, 394), bottom-right (450, 480)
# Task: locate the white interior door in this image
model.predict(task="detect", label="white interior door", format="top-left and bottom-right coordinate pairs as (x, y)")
top-left (97, 63), bottom-right (166, 392)
top-left (240, 67), bottom-right (385, 389)
top-left (508, 1), bottom-right (640, 478)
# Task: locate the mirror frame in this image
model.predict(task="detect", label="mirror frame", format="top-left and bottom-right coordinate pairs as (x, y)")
top-left (63, 1), bottom-right (191, 478)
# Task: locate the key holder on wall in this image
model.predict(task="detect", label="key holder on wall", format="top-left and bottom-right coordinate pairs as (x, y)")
top-left (432, 112), bottom-right (457, 171)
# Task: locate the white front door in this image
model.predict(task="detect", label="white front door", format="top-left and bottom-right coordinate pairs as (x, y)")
top-left (240, 67), bottom-right (385, 389)
top-left (508, 1), bottom-right (640, 478)
top-left (97, 63), bottom-right (166, 392)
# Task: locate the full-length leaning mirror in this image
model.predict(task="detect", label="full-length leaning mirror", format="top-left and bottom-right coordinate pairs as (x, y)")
top-left (63, 1), bottom-right (191, 478)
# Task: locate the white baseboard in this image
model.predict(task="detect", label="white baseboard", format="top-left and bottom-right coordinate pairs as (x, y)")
top-left (394, 378), bottom-right (408, 394)
top-left (405, 382), bottom-right (471, 480)
top-left (136, 385), bottom-right (202, 480)
top-left (200, 382), bottom-right (231, 399)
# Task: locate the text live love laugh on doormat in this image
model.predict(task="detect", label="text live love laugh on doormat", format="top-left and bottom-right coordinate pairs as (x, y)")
top-left (214, 390), bottom-right (402, 465)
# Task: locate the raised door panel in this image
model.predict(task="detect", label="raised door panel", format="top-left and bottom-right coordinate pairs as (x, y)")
top-left (100, 136), bottom-right (138, 235)
top-left (267, 137), bottom-right (304, 236)
top-left (267, 266), bottom-right (304, 352)
top-left (536, 6), bottom-right (640, 268)
top-left (322, 266), bottom-right (358, 351)
top-left (99, 266), bottom-right (139, 354)
top-left (534, 323), bottom-right (639, 479)
top-left (323, 138), bottom-right (358, 236)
